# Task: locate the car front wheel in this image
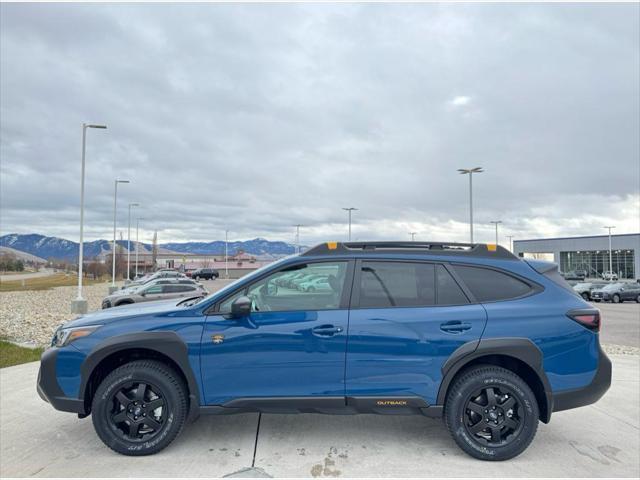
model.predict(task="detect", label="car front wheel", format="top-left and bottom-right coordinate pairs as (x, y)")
top-left (612, 294), bottom-right (621, 303)
top-left (91, 360), bottom-right (187, 456)
top-left (581, 292), bottom-right (590, 301)
top-left (445, 365), bottom-right (539, 461)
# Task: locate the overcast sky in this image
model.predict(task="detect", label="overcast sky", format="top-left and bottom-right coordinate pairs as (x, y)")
top-left (1, 3), bottom-right (639, 246)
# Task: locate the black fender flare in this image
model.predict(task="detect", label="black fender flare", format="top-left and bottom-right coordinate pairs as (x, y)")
top-left (79, 331), bottom-right (201, 420)
top-left (436, 337), bottom-right (553, 422)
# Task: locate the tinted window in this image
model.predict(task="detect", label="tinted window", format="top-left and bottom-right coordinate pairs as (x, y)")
top-left (436, 265), bottom-right (469, 305)
top-left (453, 265), bottom-right (532, 302)
top-left (245, 262), bottom-right (348, 312)
top-left (359, 262), bottom-right (435, 308)
top-left (145, 285), bottom-right (163, 294)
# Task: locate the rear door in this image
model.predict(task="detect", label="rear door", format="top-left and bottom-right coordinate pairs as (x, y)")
top-left (345, 260), bottom-right (487, 406)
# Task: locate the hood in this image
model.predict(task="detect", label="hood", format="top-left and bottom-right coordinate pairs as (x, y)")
top-left (63, 298), bottom-right (189, 328)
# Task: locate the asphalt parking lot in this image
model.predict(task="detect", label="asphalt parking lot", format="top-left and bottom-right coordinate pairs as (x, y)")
top-left (594, 302), bottom-right (640, 348)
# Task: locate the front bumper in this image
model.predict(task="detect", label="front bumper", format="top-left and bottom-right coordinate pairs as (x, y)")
top-left (37, 347), bottom-right (87, 415)
top-left (552, 343), bottom-right (612, 413)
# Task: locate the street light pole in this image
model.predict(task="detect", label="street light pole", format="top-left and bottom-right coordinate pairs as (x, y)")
top-left (490, 221), bottom-right (502, 246)
top-left (225, 230), bottom-right (229, 278)
top-left (409, 232), bottom-right (417, 241)
top-left (457, 168), bottom-right (483, 243)
top-left (135, 217), bottom-right (145, 279)
top-left (293, 224), bottom-right (303, 254)
top-left (127, 203), bottom-right (139, 282)
top-left (72, 123), bottom-right (107, 314)
top-left (506, 235), bottom-right (514, 252)
top-left (111, 179), bottom-right (129, 288)
top-left (342, 207), bottom-right (358, 241)
top-left (604, 226), bottom-right (616, 280)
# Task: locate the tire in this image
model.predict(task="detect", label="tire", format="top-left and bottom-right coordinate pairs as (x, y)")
top-left (195, 276), bottom-right (200, 280)
top-left (612, 294), bottom-right (621, 304)
top-left (444, 365), bottom-right (539, 461)
top-left (91, 360), bottom-right (188, 456)
top-left (581, 292), bottom-right (590, 301)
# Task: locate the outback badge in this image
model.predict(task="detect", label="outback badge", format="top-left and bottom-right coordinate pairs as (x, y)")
top-left (211, 334), bottom-right (225, 344)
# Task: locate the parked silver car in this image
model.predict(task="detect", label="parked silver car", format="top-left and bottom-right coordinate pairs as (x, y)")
top-left (573, 281), bottom-right (608, 301)
top-left (123, 270), bottom-right (185, 289)
top-left (103, 279), bottom-right (207, 308)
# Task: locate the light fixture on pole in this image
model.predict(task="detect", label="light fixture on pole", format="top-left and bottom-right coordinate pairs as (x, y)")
top-left (135, 217), bottom-right (146, 279)
top-left (127, 203), bottom-right (140, 282)
top-left (72, 123), bottom-right (107, 314)
top-left (409, 232), bottom-right (417, 241)
top-left (342, 207), bottom-right (358, 241)
top-left (489, 221), bottom-right (502, 246)
top-left (603, 226), bottom-right (616, 280)
top-left (111, 179), bottom-right (129, 291)
top-left (293, 224), bottom-right (303, 254)
top-left (457, 167), bottom-right (483, 243)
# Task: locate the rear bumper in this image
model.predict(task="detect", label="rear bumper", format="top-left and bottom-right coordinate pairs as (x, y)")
top-left (37, 347), bottom-right (87, 415)
top-left (552, 343), bottom-right (612, 413)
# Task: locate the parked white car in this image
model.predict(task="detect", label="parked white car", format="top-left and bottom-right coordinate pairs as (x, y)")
top-left (601, 271), bottom-right (618, 281)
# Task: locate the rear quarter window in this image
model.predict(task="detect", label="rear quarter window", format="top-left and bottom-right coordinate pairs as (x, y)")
top-left (453, 265), bottom-right (533, 302)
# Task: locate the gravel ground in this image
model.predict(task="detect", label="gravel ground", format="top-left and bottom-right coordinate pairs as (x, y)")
top-left (0, 282), bottom-right (113, 346)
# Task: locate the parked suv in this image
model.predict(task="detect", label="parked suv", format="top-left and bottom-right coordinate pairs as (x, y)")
top-left (573, 281), bottom-right (607, 301)
top-left (102, 280), bottom-right (207, 308)
top-left (590, 282), bottom-right (640, 303)
top-left (192, 268), bottom-right (219, 280)
top-left (38, 241), bottom-right (610, 461)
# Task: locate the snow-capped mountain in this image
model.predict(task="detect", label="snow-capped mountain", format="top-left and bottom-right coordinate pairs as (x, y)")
top-left (0, 234), bottom-right (301, 261)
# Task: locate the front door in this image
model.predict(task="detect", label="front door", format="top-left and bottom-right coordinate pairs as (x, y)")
top-left (345, 260), bottom-right (487, 405)
top-left (201, 260), bottom-right (354, 405)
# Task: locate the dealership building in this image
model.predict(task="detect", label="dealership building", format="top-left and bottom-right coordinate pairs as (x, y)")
top-left (513, 233), bottom-right (640, 280)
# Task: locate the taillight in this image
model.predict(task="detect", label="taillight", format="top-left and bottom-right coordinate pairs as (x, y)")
top-left (567, 309), bottom-right (601, 332)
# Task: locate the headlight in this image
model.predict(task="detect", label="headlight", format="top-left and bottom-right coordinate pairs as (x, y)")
top-left (52, 325), bottom-right (102, 347)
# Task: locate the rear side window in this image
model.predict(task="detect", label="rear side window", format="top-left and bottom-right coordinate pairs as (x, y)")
top-left (436, 265), bottom-right (469, 305)
top-left (453, 265), bottom-right (532, 302)
top-left (359, 262), bottom-right (435, 308)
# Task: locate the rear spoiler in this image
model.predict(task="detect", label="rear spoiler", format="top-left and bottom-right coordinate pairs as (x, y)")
top-left (525, 259), bottom-right (558, 274)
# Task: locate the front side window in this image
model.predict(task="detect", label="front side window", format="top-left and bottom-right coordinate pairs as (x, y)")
top-left (359, 261), bottom-right (435, 308)
top-left (221, 262), bottom-right (348, 313)
top-left (453, 265), bottom-right (532, 302)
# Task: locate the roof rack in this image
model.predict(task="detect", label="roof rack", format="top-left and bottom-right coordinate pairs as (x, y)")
top-left (301, 241), bottom-right (518, 260)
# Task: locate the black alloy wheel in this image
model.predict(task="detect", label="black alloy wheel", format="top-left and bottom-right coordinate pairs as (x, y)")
top-left (92, 360), bottom-right (187, 455)
top-left (463, 386), bottom-right (523, 447)
top-left (445, 365), bottom-right (539, 461)
top-left (108, 381), bottom-right (166, 442)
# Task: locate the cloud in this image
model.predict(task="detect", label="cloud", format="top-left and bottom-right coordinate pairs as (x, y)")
top-left (1, 3), bottom-right (638, 246)
top-left (449, 96), bottom-right (471, 107)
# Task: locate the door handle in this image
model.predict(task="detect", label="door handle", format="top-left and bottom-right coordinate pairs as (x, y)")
top-left (312, 324), bottom-right (343, 336)
top-left (440, 321), bottom-right (472, 333)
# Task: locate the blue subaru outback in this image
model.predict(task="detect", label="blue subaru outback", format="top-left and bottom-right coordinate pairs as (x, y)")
top-left (38, 241), bottom-right (611, 460)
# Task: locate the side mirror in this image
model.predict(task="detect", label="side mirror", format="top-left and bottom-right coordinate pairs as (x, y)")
top-left (231, 296), bottom-right (252, 318)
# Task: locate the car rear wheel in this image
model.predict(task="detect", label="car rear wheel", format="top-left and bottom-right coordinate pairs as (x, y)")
top-left (612, 294), bottom-right (621, 303)
top-left (581, 292), bottom-right (590, 301)
top-left (445, 365), bottom-right (539, 461)
top-left (91, 360), bottom-right (187, 456)
top-left (636, 294), bottom-right (640, 303)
